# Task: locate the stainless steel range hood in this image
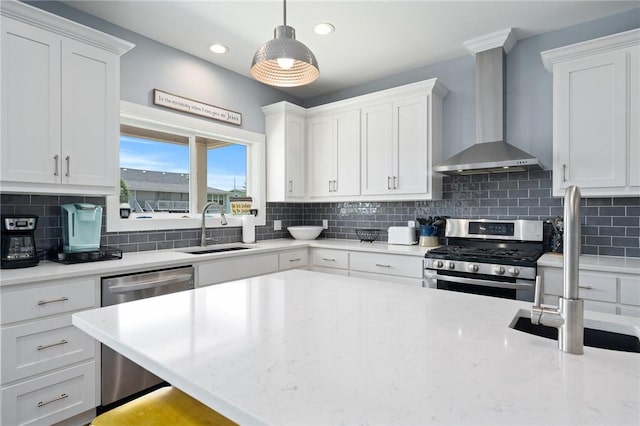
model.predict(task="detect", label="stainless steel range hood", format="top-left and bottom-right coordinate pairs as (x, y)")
top-left (435, 29), bottom-right (542, 175)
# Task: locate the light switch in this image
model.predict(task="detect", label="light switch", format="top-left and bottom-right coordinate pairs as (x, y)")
top-left (274, 220), bottom-right (282, 231)
top-left (322, 219), bottom-right (328, 229)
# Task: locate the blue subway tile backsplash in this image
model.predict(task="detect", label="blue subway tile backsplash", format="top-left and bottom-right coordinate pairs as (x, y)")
top-left (1, 170), bottom-right (638, 257)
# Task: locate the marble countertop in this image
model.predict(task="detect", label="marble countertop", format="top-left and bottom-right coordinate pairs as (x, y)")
top-left (73, 270), bottom-right (640, 425)
top-left (0, 239), bottom-right (428, 287)
top-left (538, 252), bottom-right (640, 274)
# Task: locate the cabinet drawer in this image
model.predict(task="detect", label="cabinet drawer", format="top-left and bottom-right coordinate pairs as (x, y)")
top-left (350, 252), bottom-right (422, 278)
top-left (1, 278), bottom-right (96, 324)
top-left (542, 269), bottom-right (616, 302)
top-left (311, 266), bottom-right (350, 277)
top-left (312, 249), bottom-right (349, 270)
top-left (2, 316), bottom-right (96, 384)
top-left (197, 253), bottom-right (278, 287)
top-left (620, 305), bottom-right (640, 318)
top-left (1, 361), bottom-right (96, 426)
top-left (279, 249), bottom-right (309, 271)
top-left (619, 275), bottom-right (640, 306)
top-left (583, 300), bottom-right (618, 315)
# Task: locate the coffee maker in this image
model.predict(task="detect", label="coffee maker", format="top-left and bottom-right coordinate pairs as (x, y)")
top-left (61, 203), bottom-right (102, 252)
top-left (1, 215), bottom-right (39, 269)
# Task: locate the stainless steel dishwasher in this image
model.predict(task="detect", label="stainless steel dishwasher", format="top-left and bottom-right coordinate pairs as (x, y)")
top-left (100, 266), bottom-right (194, 407)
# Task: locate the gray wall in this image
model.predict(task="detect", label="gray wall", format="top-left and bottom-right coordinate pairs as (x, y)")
top-left (28, 1), bottom-right (301, 134)
top-left (304, 7), bottom-right (640, 170)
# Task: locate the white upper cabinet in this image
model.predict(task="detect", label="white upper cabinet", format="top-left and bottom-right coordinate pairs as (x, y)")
top-left (308, 109), bottom-right (360, 198)
top-left (0, 1), bottom-right (134, 195)
top-left (264, 79), bottom-right (447, 202)
top-left (541, 29), bottom-right (639, 197)
top-left (263, 102), bottom-right (306, 201)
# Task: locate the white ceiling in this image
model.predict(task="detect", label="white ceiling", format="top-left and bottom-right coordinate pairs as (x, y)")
top-left (62, 0), bottom-right (639, 100)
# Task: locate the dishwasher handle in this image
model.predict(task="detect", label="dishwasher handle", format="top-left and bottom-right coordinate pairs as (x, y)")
top-left (108, 273), bottom-right (193, 294)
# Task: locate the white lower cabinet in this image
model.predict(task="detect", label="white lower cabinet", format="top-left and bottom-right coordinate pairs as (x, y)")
top-left (311, 248), bottom-right (349, 272)
top-left (539, 265), bottom-right (640, 316)
top-left (197, 253), bottom-right (279, 287)
top-left (1, 277), bottom-right (100, 426)
top-left (1, 362), bottom-right (96, 426)
top-left (278, 249), bottom-right (309, 271)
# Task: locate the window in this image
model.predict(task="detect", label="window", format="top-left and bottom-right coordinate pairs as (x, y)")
top-left (106, 101), bottom-right (266, 232)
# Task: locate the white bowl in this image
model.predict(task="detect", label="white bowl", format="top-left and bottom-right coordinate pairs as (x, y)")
top-left (288, 226), bottom-right (323, 240)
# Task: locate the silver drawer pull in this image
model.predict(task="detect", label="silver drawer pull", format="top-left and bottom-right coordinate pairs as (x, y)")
top-left (65, 155), bottom-right (70, 177)
top-left (37, 339), bottom-right (68, 351)
top-left (37, 393), bottom-right (68, 408)
top-left (375, 263), bottom-right (391, 268)
top-left (322, 258), bottom-right (336, 262)
top-left (289, 258), bottom-right (302, 262)
top-left (53, 155), bottom-right (59, 176)
top-left (579, 285), bottom-right (593, 290)
top-left (37, 297), bottom-right (69, 306)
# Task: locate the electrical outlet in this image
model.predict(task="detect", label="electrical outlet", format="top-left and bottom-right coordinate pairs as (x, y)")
top-left (408, 220), bottom-right (416, 228)
top-left (322, 219), bottom-right (328, 229)
top-left (273, 220), bottom-right (282, 231)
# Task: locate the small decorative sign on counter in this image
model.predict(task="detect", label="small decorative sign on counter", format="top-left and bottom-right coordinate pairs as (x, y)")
top-left (230, 197), bottom-right (253, 215)
top-left (153, 89), bottom-right (242, 126)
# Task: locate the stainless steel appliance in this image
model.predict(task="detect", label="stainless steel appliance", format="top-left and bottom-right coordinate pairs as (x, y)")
top-left (1, 215), bottom-right (38, 269)
top-left (424, 219), bottom-right (544, 301)
top-left (101, 266), bottom-right (194, 407)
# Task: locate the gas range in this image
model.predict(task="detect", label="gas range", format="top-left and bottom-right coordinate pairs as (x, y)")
top-left (424, 219), bottom-right (544, 301)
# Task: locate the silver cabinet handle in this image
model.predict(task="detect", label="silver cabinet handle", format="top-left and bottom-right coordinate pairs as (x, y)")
top-left (109, 273), bottom-right (193, 294)
top-left (37, 339), bottom-right (68, 351)
top-left (288, 180), bottom-right (293, 193)
top-left (579, 285), bottom-right (593, 290)
top-left (375, 263), bottom-right (391, 268)
top-left (322, 258), bottom-right (336, 262)
top-left (328, 180), bottom-right (332, 192)
top-left (393, 176), bottom-right (398, 189)
top-left (387, 176), bottom-right (392, 190)
top-left (53, 155), bottom-right (59, 176)
top-left (289, 258), bottom-right (302, 262)
top-left (65, 155), bottom-right (70, 177)
top-left (562, 164), bottom-right (566, 182)
top-left (333, 180), bottom-right (337, 192)
top-left (37, 393), bottom-right (68, 408)
top-left (37, 297), bottom-right (69, 306)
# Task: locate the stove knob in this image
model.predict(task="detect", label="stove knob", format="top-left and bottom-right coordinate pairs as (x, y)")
top-left (468, 264), bottom-right (479, 273)
top-left (493, 266), bottom-right (505, 275)
top-left (434, 260), bottom-right (444, 269)
top-left (447, 261), bottom-right (455, 270)
top-left (508, 267), bottom-right (520, 277)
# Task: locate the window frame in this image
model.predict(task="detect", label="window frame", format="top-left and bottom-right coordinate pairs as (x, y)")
top-left (106, 101), bottom-right (266, 232)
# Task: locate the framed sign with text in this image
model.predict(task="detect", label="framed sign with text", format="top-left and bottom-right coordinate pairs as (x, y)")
top-left (153, 89), bottom-right (242, 126)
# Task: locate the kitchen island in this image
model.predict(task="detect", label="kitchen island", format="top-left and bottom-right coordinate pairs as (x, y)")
top-left (72, 270), bottom-right (640, 425)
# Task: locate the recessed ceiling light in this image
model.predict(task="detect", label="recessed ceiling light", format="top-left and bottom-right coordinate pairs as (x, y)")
top-left (314, 23), bottom-right (335, 36)
top-left (209, 44), bottom-right (228, 54)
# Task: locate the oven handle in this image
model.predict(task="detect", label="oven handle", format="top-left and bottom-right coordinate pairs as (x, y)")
top-left (424, 270), bottom-right (534, 290)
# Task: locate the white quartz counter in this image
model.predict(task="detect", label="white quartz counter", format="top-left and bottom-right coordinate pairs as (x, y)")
top-left (73, 270), bottom-right (640, 425)
top-left (0, 239), bottom-right (428, 287)
top-left (539, 252), bottom-right (640, 274)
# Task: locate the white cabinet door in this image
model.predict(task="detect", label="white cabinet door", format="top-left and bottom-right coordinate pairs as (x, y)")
top-left (285, 114), bottom-right (305, 198)
top-left (554, 50), bottom-right (628, 192)
top-left (393, 95), bottom-right (427, 194)
top-left (308, 115), bottom-right (334, 197)
top-left (629, 46), bottom-right (640, 188)
top-left (61, 38), bottom-right (118, 189)
top-left (361, 103), bottom-right (393, 195)
top-left (278, 248), bottom-right (309, 271)
top-left (334, 109), bottom-right (361, 196)
top-left (1, 17), bottom-right (61, 185)
top-left (196, 253), bottom-right (279, 287)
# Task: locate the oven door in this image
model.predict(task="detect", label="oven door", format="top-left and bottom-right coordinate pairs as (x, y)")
top-left (424, 269), bottom-right (535, 301)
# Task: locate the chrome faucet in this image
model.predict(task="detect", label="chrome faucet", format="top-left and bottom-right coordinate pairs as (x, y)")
top-left (531, 185), bottom-right (584, 354)
top-left (200, 201), bottom-right (228, 246)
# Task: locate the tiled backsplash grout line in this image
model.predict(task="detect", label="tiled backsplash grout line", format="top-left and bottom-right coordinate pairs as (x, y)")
top-left (1, 170), bottom-right (638, 257)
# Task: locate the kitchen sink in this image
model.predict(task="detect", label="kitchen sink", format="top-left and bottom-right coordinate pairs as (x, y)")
top-left (181, 246), bottom-right (251, 255)
top-left (509, 310), bottom-right (640, 353)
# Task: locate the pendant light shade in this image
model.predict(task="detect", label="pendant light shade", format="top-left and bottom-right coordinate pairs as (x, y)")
top-left (250, 1), bottom-right (319, 87)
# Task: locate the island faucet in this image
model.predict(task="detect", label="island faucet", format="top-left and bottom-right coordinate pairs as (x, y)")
top-left (201, 201), bottom-right (228, 246)
top-left (531, 185), bottom-right (584, 354)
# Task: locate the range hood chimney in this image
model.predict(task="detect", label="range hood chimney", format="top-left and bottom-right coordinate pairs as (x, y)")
top-left (435, 28), bottom-right (542, 175)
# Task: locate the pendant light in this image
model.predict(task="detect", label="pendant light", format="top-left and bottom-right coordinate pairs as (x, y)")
top-left (250, 0), bottom-right (319, 87)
